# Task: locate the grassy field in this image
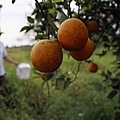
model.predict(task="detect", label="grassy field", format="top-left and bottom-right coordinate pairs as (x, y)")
top-left (1, 46), bottom-right (118, 120)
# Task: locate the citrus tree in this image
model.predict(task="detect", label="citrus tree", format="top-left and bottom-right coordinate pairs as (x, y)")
top-left (12, 0), bottom-right (120, 118)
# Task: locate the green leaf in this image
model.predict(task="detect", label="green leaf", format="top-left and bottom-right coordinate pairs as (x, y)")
top-left (42, 2), bottom-right (53, 9)
top-left (103, 43), bottom-right (110, 49)
top-left (107, 90), bottom-right (118, 99)
top-left (53, 0), bottom-right (62, 3)
top-left (27, 16), bottom-right (34, 23)
top-left (48, 8), bottom-right (56, 15)
top-left (35, 34), bottom-right (44, 40)
top-left (56, 9), bottom-right (68, 22)
top-left (20, 26), bottom-right (34, 33)
top-left (115, 111), bottom-right (120, 120)
top-left (82, 6), bottom-right (88, 11)
top-left (12, 0), bottom-right (16, 4)
top-left (47, 13), bottom-right (58, 31)
top-left (64, 78), bottom-right (71, 89)
top-left (107, 70), bottom-right (112, 76)
top-left (55, 74), bottom-right (65, 81)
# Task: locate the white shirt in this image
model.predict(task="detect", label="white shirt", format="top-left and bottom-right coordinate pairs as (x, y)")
top-left (0, 41), bottom-right (8, 76)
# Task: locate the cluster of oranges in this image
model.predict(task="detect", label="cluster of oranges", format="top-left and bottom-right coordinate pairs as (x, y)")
top-left (30, 18), bottom-right (99, 81)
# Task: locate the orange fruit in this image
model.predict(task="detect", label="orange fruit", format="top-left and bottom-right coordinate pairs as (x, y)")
top-left (70, 38), bottom-right (94, 61)
top-left (88, 62), bottom-right (98, 73)
top-left (40, 72), bottom-right (54, 81)
top-left (57, 18), bottom-right (88, 51)
top-left (87, 20), bottom-right (99, 32)
top-left (102, 33), bottom-right (109, 42)
top-left (31, 39), bottom-right (63, 72)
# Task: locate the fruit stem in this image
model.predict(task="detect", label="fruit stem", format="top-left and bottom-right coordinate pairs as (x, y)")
top-left (35, 0), bottom-right (48, 25)
top-left (93, 19), bottom-right (115, 52)
top-left (46, 81), bottom-right (50, 98)
top-left (71, 61), bottom-right (82, 82)
top-left (76, 0), bottom-right (81, 18)
top-left (40, 81), bottom-right (46, 94)
top-left (68, 0), bottom-right (72, 18)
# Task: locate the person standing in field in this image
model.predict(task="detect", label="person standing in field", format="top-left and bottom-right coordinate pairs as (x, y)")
top-left (0, 30), bottom-right (19, 85)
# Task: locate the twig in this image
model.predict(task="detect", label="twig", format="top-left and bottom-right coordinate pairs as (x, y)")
top-left (35, 0), bottom-right (50, 39)
top-left (46, 81), bottom-right (50, 97)
top-left (40, 81), bottom-right (46, 93)
top-left (71, 61), bottom-right (82, 82)
top-left (35, 0), bottom-right (49, 25)
top-left (93, 19), bottom-right (115, 52)
top-left (68, 0), bottom-right (72, 18)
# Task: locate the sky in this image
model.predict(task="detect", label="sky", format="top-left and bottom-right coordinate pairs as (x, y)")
top-left (0, 0), bottom-right (77, 47)
top-left (0, 0), bottom-right (35, 47)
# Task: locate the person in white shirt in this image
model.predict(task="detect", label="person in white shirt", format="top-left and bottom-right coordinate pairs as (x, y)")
top-left (0, 30), bottom-right (19, 85)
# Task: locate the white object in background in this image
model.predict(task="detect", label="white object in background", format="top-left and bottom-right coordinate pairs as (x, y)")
top-left (16, 62), bottom-right (31, 80)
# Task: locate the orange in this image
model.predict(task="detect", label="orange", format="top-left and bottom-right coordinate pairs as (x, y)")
top-left (70, 38), bottom-right (94, 61)
top-left (88, 62), bottom-right (98, 73)
top-left (87, 20), bottom-right (99, 32)
top-left (40, 72), bottom-right (54, 81)
top-left (31, 39), bottom-right (63, 72)
top-left (57, 18), bottom-right (88, 51)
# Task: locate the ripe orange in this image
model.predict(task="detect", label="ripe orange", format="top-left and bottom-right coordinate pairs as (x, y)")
top-left (70, 38), bottom-right (94, 61)
top-left (31, 39), bottom-right (63, 72)
top-left (40, 72), bottom-right (54, 81)
top-left (57, 18), bottom-right (88, 51)
top-left (88, 62), bottom-right (98, 73)
top-left (87, 20), bottom-right (99, 32)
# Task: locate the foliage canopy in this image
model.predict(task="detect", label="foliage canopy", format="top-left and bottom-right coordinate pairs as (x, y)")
top-left (12, 0), bottom-right (120, 119)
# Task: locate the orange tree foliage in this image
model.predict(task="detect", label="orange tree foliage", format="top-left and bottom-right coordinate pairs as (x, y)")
top-left (18, 0), bottom-right (120, 95)
top-left (13, 0), bottom-right (120, 118)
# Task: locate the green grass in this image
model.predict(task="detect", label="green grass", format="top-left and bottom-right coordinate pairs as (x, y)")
top-left (1, 46), bottom-right (118, 120)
